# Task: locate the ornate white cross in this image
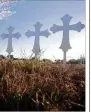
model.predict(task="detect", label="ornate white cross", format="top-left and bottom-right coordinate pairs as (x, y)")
top-left (50, 14), bottom-right (85, 64)
top-left (1, 26), bottom-right (21, 58)
top-left (25, 22), bottom-right (50, 58)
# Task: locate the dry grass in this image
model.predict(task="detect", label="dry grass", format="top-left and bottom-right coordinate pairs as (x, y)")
top-left (0, 59), bottom-right (85, 111)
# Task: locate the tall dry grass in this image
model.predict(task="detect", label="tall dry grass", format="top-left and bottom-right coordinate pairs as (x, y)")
top-left (0, 59), bottom-right (85, 111)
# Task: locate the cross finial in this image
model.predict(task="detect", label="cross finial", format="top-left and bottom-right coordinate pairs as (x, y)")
top-left (61, 14), bottom-right (73, 23)
top-left (8, 26), bottom-right (14, 33)
top-left (34, 22), bottom-right (43, 29)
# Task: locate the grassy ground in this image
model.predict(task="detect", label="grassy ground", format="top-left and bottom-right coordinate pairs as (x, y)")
top-left (0, 59), bottom-right (85, 111)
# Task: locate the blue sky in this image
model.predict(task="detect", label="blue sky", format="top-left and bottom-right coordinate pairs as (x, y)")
top-left (0, 0), bottom-right (85, 60)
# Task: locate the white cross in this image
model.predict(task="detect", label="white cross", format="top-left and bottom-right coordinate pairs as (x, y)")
top-left (50, 14), bottom-right (85, 65)
top-left (1, 26), bottom-right (21, 58)
top-left (25, 22), bottom-right (50, 58)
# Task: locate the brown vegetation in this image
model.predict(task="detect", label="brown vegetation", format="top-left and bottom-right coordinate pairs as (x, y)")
top-left (0, 59), bottom-right (85, 111)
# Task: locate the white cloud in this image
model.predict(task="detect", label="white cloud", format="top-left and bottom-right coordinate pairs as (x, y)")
top-left (0, 0), bottom-right (17, 20)
top-left (0, 9), bottom-right (16, 20)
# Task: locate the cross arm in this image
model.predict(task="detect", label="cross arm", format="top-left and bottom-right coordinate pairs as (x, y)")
top-left (70, 22), bottom-right (85, 32)
top-left (50, 24), bottom-right (63, 33)
top-left (1, 33), bottom-right (9, 39)
top-left (40, 29), bottom-right (50, 38)
top-left (13, 32), bottom-right (21, 39)
top-left (25, 30), bottom-right (35, 38)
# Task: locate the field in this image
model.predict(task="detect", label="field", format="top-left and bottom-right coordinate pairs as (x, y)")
top-left (0, 59), bottom-right (85, 111)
